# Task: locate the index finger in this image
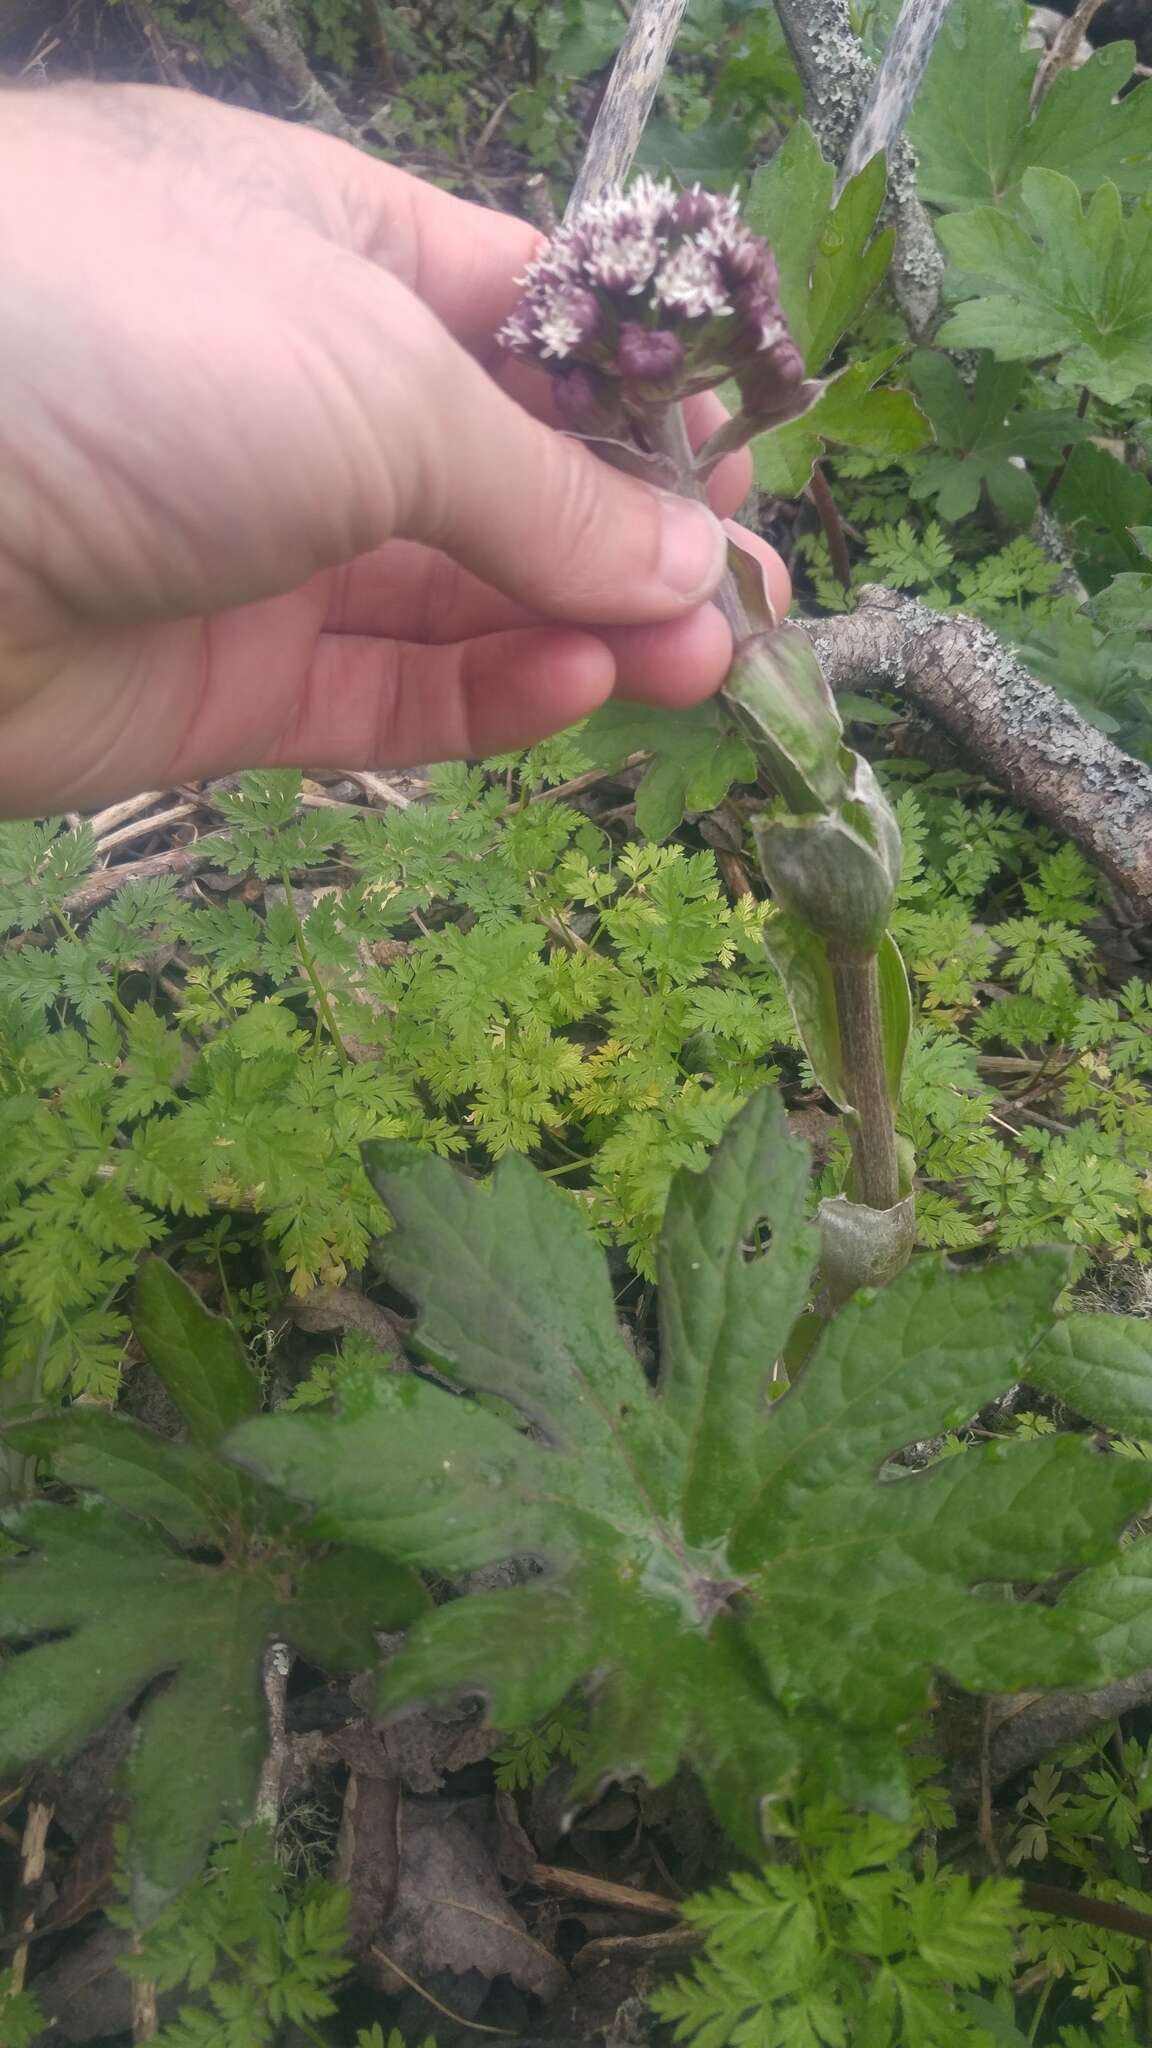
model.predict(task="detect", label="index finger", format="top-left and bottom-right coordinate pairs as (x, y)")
top-left (327, 150), bottom-right (543, 351)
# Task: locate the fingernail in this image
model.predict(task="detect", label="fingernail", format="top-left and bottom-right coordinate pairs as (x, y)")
top-left (656, 495), bottom-right (727, 601)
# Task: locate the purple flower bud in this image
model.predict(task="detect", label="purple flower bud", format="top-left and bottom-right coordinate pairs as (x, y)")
top-left (554, 366), bottom-right (616, 432)
top-left (617, 323), bottom-right (685, 387)
top-left (761, 336), bottom-right (805, 384)
top-left (719, 233), bottom-right (778, 293)
top-left (738, 336), bottom-right (807, 412)
top-left (675, 186), bottom-right (718, 232)
top-left (735, 283), bottom-right (788, 352)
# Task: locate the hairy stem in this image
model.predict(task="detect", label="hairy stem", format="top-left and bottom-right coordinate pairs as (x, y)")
top-left (649, 403), bottom-right (902, 1217)
top-left (828, 946), bottom-right (901, 1211)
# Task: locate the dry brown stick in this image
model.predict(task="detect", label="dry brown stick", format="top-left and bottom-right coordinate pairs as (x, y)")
top-left (834, 0), bottom-right (954, 194)
top-left (525, 751), bottom-right (650, 805)
top-left (8, 1799), bottom-right (52, 1995)
top-left (564, 0), bottom-right (688, 217)
top-left (61, 834), bottom-right (232, 915)
top-left (132, 1968), bottom-right (159, 2042)
top-left (95, 802), bottom-right (198, 856)
top-left (804, 586), bottom-right (1152, 907)
top-left (86, 789), bottom-right (169, 838)
top-left (530, 1863), bottom-right (681, 1917)
top-left (1021, 1880), bottom-right (1152, 1946)
top-left (255, 1641), bottom-right (293, 1831)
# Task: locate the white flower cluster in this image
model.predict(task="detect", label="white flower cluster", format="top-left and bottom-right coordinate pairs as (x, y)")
top-left (500, 177), bottom-right (784, 360)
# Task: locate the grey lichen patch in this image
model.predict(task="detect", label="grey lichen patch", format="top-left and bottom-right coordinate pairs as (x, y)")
top-left (774, 0), bottom-right (872, 163)
top-left (775, 0), bottom-right (945, 333)
top-left (804, 588), bottom-right (1152, 905)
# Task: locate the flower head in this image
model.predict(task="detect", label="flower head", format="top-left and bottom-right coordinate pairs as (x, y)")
top-left (499, 178), bottom-right (799, 412)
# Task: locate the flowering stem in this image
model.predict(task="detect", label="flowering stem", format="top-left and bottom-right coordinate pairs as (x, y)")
top-left (827, 946), bottom-right (901, 1211)
top-left (652, 398), bottom-right (903, 1222)
top-left (645, 402), bottom-right (748, 640)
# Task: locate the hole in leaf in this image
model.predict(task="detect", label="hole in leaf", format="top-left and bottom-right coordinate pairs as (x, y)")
top-left (741, 1217), bottom-right (774, 1263)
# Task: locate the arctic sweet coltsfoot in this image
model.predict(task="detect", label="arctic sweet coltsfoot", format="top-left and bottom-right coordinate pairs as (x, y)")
top-left (499, 176), bottom-right (822, 428)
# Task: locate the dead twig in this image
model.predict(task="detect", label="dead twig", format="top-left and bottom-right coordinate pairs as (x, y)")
top-left (255, 1641), bottom-right (293, 1832)
top-left (563, 0), bottom-right (689, 217)
top-left (1021, 1880), bottom-right (1152, 1947)
top-left (1030, 0), bottom-right (1108, 104)
top-left (8, 1799), bottom-right (52, 1995)
top-left (525, 752), bottom-right (649, 806)
top-left (132, 1967), bottom-right (159, 2042)
top-left (530, 1863), bottom-right (680, 1918)
top-left (95, 802), bottom-right (199, 856)
top-left (339, 768), bottom-right (413, 809)
top-left (218, 0), bottom-right (394, 146)
top-left (773, 0), bottom-right (951, 337)
top-left (86, 790), bottom-right (169, 838)
top-left (62, 835), bottom-right (231, 915)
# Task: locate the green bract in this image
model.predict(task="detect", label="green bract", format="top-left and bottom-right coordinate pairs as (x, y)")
top-left (230, 1092), bottom-right (1147, 1853)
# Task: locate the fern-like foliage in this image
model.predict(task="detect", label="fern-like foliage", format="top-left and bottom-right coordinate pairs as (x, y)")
top-left (650, 1798), bottom-right (1020, 2048)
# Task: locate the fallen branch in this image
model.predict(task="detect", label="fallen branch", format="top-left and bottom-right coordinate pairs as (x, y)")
top-left (8, 1799), bottom-right (52, 1996)
top-left (804, 586), bottom-right (1152, 907)
top-left (255, 1641), bottom-right (293, 1831)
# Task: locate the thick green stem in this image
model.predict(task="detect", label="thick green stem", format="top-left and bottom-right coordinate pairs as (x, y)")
top-left (651, 403), bottom-right (904, 1224)
top-left (828, 945), bottom-right (901, 1212)
top-left (647, 402), bottom-right (748, 640)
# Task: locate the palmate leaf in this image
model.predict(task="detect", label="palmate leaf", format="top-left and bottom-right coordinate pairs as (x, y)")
top-left (906, 354), bottom-right (1087, 526)
top-left (738, 124), bottom-right (924, 497)
top-left (0, 1263), bottom-right (427, 1921)
top-left (908, 0), bottom-right (1152, 212)
top-left (579, 698), bottom-right (755, 842)
top-left (229, 1091), bottom-right (1148, 1851)
top-left (751, 351), bottom-right (929, 500)
top-left (743, 123), bottom-right (893, 375)
top-left (939, 172), bottom-right (1152, 406)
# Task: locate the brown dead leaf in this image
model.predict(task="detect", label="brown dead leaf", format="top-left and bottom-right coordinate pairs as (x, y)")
top-left (331, 1744), bottom-right (401, 1954)
top-left (370, 1796), bottom-right (566, 2006)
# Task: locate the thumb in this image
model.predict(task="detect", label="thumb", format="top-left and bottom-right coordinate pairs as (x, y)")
top-left (390, 305), bottom-right (730, 625)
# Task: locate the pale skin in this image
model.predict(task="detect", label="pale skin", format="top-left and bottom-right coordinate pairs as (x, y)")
top-left (0, 86), bottom-right (790, 817)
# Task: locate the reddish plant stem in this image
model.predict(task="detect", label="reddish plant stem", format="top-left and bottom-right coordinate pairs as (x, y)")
top-left (1040, 384), bottom-right (1091, 506)
top-left (809, 462), bottom-right (853, 593)
top-left (828, 945), bottom-right (901, 1211)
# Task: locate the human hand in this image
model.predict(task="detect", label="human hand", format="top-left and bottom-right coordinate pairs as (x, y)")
top-left (0, 85), bottom-right (789, 816)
